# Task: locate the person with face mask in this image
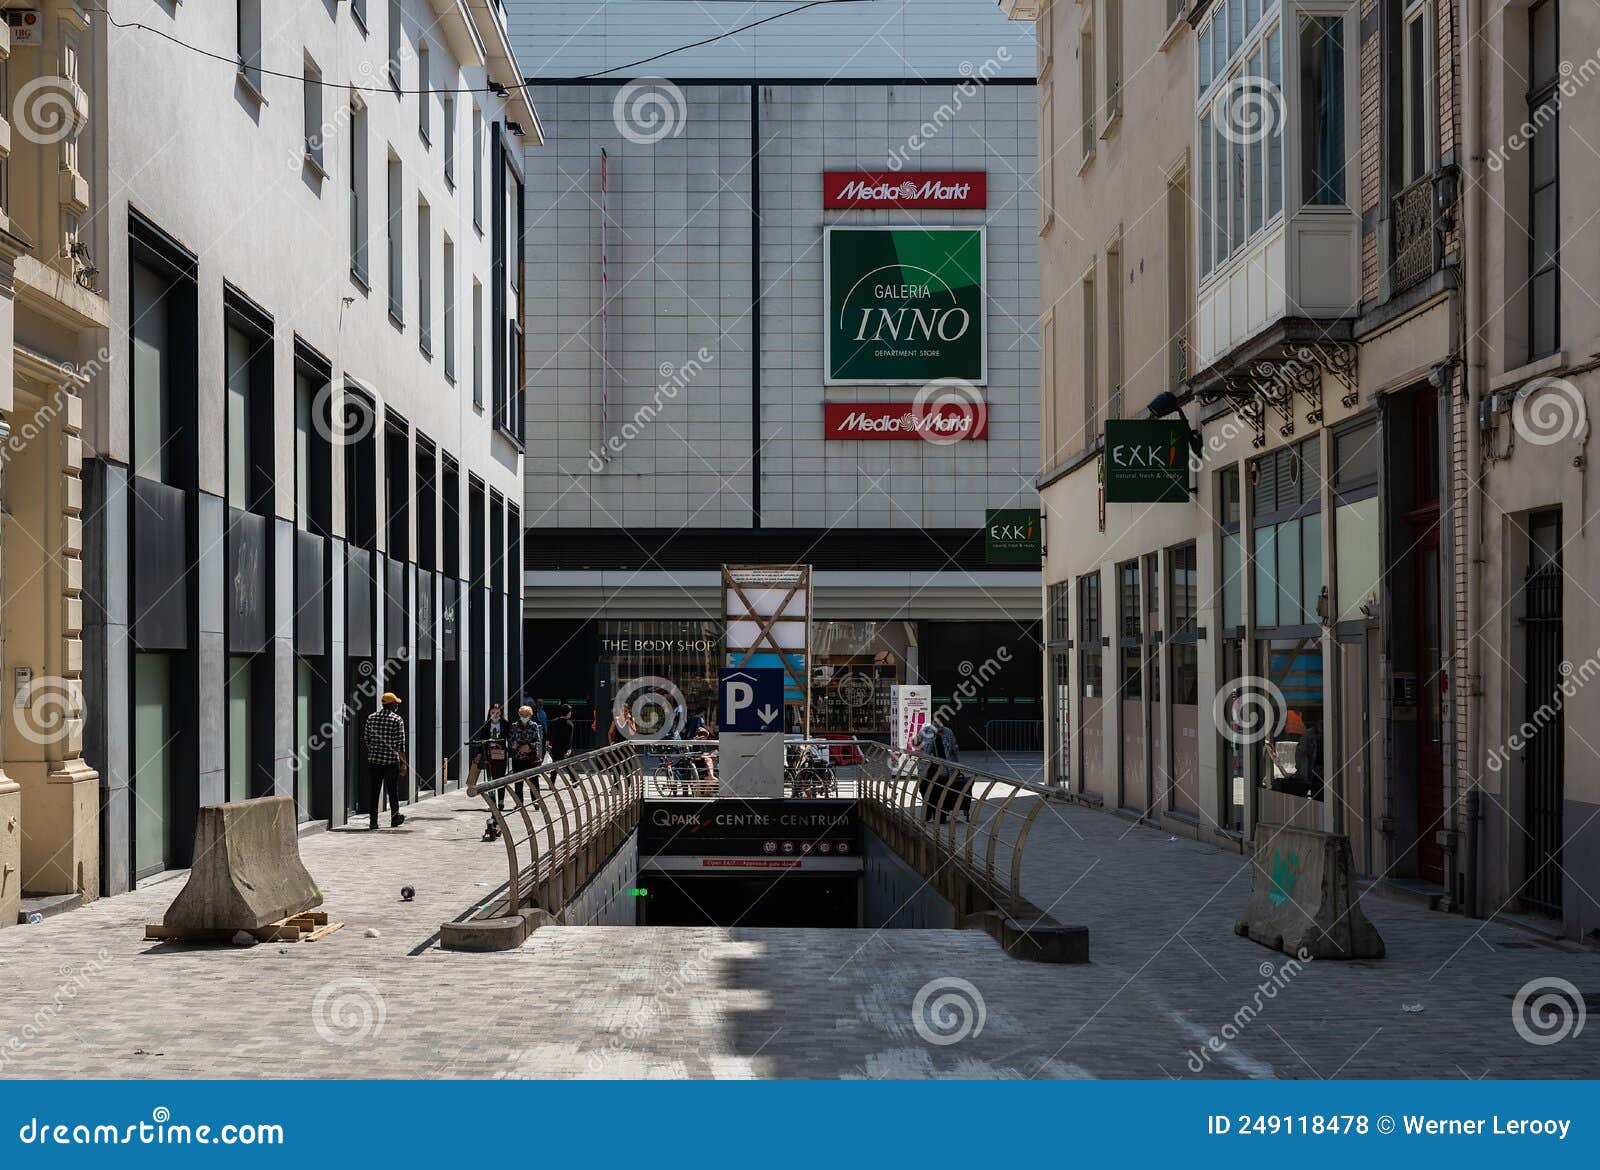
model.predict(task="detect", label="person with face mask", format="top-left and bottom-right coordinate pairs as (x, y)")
top-left (509, 703), bottom-right (545, 805)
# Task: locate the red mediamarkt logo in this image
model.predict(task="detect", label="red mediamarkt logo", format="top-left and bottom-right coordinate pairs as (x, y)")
top-left (823, 171), bottom-right (987, 209)
top-left (824, 402), bottom-right (988, 441)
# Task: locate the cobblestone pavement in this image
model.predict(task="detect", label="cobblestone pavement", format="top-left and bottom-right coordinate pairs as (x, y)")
top-left (0, 783), bottom-right (1596, 1079)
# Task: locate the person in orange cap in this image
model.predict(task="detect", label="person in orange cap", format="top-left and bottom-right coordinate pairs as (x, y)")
top-left (362, 691), bottom-right (409, 829)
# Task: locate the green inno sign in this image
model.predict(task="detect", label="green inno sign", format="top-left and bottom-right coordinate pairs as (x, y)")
top-left (1103, 419), bottom-right (1192, 503)
top-left (824, 226), bottom-right (986, 384)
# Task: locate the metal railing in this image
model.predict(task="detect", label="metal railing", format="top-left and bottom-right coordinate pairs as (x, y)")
top-left (853, 741), bottom-right (1056, 920)
top-left (1392, 174), bottom-right (1437, 293)
top-left (979, 718), bottom-right (1044, 753)
top-left (471, 742), bottom-right (647, 917)
top-left (467, 737), bottom-right (1058, 927)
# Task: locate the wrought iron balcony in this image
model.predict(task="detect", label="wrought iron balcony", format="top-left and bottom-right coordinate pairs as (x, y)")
top-left (1391, 174), bottom-right (1438, 294)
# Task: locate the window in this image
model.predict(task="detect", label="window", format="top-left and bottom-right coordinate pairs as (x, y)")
top-left (1082, 267), bottom-right (1098, 436)
top-left (1039, 85), bottom-right (1054, 229)
top-left (1250, 437), bottom-right (1322, 630)
top-left (225, 325), bottom-right (254, 511)
top-left (1167, 0), bottom-right (1186, 30)
top-left (417, 199), bottom-right (432, 354)
top-left (1046, 579), bottom-right (1072, 792)
top-left (1080, 21), bottom-right (1096, 160)
top-left (1041, 308), bottom-right (1058, 462)
top-left (471, 104), bottom-right (484, 228)
top-left (387, 0), bottom-right (403, 92)
top-left (1300, 14), bottom-right (1347, 206)
top-left (1078, 572), bottom-right (1103, 699)
top-left (386, 155), bottom-right (403, 320)
top-left (1400, 0), bottom-right (1434, 188)
top-left (1106, 238), bottom-right (1123, 421)
top-left (417, 40), bottom-right (431, 144)
top-left (1196, 1), bottom-right (1283, 281)
top-left (351, 0), bottom-right (368, 32)
top-left (236, 0), bottom-right (262, 94)
top-left (1332, 416), bottom-right (1380, 623)
top-left (471, 279), bottom-right (484, 408)
top-left (131, 262), bottom-right (174, 484)
top-left (1104, 0), bottom-right (1123, 120)
top-left (1117, 561), bottom-right (1142, 702)
top-left (1528, 0), bottom-right (1560, 360)
top-left (350, 101), bottom-right (370, 282)
top-left (443, 237), bottom-right (456, 381)
top-left (1217, 465), bottom-right (1243, 630)
top-left (1167, 544), bottom-right (1199, 706)
top-left (443, 93), bottom-right (456, 187)
top-left (303, 57), bottom-right (325, 172)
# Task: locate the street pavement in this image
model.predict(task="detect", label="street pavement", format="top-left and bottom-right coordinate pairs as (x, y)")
top-left (0, 776), bottom-right (1595, 1079)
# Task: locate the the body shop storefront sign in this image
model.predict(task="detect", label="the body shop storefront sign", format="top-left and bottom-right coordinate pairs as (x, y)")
top-left (824, 227), bottom-right (986, 385)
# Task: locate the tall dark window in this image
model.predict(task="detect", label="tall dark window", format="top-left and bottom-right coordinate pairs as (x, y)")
top-left (1077, 572), bottom-right (1103, 700)
top-left (1528, 0), bottom-right (1560, 360)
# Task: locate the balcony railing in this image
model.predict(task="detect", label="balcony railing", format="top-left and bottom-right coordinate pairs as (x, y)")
top-left (1391, 175), bottom-right (1437, 294)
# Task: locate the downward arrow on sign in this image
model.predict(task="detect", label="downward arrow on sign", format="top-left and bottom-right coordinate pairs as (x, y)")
top-left (756, 705), bottom-right (779, 726)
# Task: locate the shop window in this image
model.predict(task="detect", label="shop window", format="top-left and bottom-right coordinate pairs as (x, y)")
top-left (1167, 544), bottom-right (1199, 706)
top-left (1249, 438), bottom-right (1322, 629)
top-left (1332, 415), bottom-right (1380, 623)
top-left (1257, 638), bottom-right (1325, 799)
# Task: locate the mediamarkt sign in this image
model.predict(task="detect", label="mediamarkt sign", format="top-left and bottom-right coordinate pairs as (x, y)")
top-left (824, 402), bottom-right (988, 441)
top-left (823, 171), bottom-right (987, 209)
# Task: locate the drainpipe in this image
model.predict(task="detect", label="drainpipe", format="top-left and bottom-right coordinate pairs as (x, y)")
top-left (1462, 0), bottom-right (1486, 919)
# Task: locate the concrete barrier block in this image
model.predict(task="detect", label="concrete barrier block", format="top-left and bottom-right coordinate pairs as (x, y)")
top-left (163, 796), bottom-right (323, 932)
top-left (1236, 825), bottom-right (1385, 960)
top-left (439, 907), bottom-right (553, 952)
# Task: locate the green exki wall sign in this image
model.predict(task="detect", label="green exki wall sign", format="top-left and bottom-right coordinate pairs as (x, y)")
top-left (824, 226), bottom-right (986, 384)
top-left (1103, 419), bottom-right (1193, 503)
top-left (985, 509), bottom-right (1041, 566)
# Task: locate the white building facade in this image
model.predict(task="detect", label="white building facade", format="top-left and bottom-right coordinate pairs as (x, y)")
top-left (70, 0), bottom-right (536, 893)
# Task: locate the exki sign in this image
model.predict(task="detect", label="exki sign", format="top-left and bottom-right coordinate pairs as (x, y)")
top-left (1103, 419), bottom-right (1193, 503)
top-left (985, 508), bottom-right (1041, 566)
top-left (823, 171), bottom-right (987, 209)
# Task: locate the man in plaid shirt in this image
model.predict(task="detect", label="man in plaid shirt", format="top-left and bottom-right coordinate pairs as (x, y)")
top-left (363, 692), bottom-right (409, 830)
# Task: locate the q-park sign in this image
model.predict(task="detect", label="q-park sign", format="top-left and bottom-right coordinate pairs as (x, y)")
top-left (1104, 419), bottom-right (1193, 504)
top-left (824, 226), bottom-right (986, 385)
top-left (718, 667), bottom-right (785, 734)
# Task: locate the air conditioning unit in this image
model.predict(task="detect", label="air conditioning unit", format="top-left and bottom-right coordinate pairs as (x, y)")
top-left (998, 0), bottom-right (1041, 20)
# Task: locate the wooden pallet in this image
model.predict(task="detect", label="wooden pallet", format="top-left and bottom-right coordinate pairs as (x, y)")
top-left (144, 911), bottom-right (344, 945)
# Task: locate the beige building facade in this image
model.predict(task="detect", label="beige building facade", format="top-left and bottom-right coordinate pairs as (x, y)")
top-left (0, 0), bottom-right (105, 925)
top-left (1028, 0), bottom-right (1483, 917)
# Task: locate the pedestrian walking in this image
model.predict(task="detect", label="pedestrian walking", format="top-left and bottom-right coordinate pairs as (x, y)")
top-left (509, 704), bottom-right (545, 805)
top-left (916, 713), bottom-right (955, 823)
top-left (362, 692), bottom-right (408, 830)
top-left (473, 702), bottom-right (512, 829)
top-left (547, 703), bottom-right (575, 761)
top-left (533, 698), bottom-right (549, 738)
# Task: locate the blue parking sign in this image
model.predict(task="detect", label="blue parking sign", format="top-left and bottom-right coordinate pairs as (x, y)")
top-left (718, 667), bottom-right (785, 733)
